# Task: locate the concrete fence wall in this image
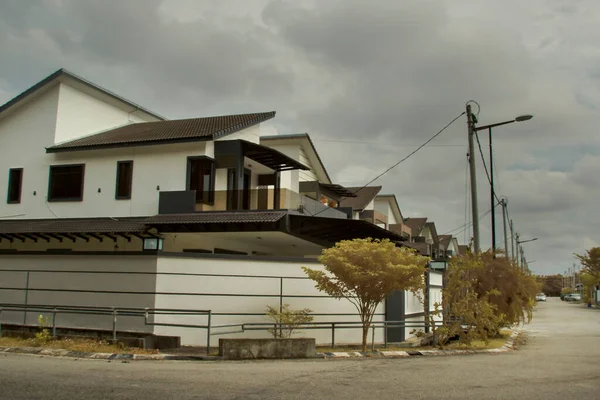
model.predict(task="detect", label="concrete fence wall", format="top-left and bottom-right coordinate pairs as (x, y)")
top-left (0, 253), bottom-right (441, 346)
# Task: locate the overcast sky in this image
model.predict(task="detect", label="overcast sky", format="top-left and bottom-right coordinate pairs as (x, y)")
top-left (1, 0), bottom-right (599, 275)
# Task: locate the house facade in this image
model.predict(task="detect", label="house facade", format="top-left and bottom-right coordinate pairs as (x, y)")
top-left (0, 69), bottom-right (457, 347)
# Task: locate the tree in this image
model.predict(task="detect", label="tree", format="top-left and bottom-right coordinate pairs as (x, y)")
top-left (535, 274), bottom-right (563, 297)
top-left (575, 248), bottom-right (600, 287)
top-left (302, 238), bottom-right (429, 352)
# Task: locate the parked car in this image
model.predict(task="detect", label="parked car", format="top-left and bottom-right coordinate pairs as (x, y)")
top-left (564, 293), bottom-right (582, 302)
top-left (535, 293), bottom-right (547, 302)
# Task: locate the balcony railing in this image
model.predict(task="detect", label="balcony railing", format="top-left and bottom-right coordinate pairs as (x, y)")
top-left (158, 189), bottom-right (349, 219)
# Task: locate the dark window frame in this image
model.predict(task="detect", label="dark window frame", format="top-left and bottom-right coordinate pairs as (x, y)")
top-left (186, 156), bottom-right (215, 205)
top-left (7, 168), bottom-right (23, 204)
top-left (115, 160), bottom-right (134, 200)
top-left (47, 164), bottom-right (85, 202)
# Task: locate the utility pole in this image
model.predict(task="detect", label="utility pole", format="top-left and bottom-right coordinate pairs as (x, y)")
top-left (515, 232), bottom-right (520, 267)
top-left (501, 199), bottom-right (509, 259)
top-left (467, 104), bottom-right (480, 253)
top-left (520, 247), bottom-right (525, 271)
top-left (510, 220), bottom-right (515, 262)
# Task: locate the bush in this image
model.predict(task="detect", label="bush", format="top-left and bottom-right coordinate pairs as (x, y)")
top-left (442, 251), bottom-right (538, 346)
top-left (265, 304), bottom-right (314, 338)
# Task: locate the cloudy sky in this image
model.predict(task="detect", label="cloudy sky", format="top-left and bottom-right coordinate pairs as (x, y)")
top-left (1, 0), bottom-right (599, 274)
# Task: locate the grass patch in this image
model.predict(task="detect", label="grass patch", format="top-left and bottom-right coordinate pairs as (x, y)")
top-left (0, 336), bottom-right (158, 355)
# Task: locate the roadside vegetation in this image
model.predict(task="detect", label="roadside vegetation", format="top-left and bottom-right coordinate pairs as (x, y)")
top-left (432, 250), bottom-right (539, 348)
top-left (0, 336), bottom-right (157, 355)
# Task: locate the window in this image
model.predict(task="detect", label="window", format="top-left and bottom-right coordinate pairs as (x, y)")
top-left (187, 157), bottom-right (215, 205)
top-left (48, 164), bottom-right (85, 202)
top-left (115, 161), bottom-right (133, 200)
top-left (7, 168), bottom-right (23, 204)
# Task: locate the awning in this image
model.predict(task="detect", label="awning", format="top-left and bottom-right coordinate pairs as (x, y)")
top-left (0, 217), bottom-right (152, 243)
top-left (215, 140), bottom-right (309, 172)
top-left (319, 183), bottom-right (357, 198)
top-left (286, 214), bottom-right (406, 246)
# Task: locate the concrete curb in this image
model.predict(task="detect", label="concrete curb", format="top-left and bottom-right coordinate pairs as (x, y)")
top-left (0, 330), bottom-right (522, 362)
top-left (317, 330), bottom-right (522, 359)
top-left (0, 346), bottom-right (220, 361)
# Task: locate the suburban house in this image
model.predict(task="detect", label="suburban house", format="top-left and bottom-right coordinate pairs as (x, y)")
top-left (438, 234), bottom-right (461, 259)
top-left (403, 217), bottom-right (443, 259)
top-left (0, 69), bottom-right (447, 347)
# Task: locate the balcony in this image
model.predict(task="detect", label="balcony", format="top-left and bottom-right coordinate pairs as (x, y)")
top-left (158, 189), bottom-right (349, 219)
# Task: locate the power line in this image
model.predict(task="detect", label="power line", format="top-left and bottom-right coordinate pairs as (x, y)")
top-left (474, 131), bottom-right (502, 204)
top-left (311, 111), bottom-right (466, 217)
top-left (442, 200), bottom-right (501, 236)
top-left (311, 138), bottom-right (467, 147)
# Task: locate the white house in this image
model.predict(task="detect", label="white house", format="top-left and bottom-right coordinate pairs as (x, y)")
top-left (0, 69), bottom-right (438, 348)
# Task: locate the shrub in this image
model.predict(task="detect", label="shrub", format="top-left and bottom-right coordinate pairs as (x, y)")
top-left (265, 304), bottom-right (314, 338)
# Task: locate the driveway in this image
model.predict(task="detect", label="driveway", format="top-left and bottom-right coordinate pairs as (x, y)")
top-left (0, 298), bottom-right (598, 399)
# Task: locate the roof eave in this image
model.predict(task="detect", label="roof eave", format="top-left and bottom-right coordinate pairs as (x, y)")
top-left (46, 135), bottom-right (213, 153)
top-left (0, 68), bottom-right (166, 121)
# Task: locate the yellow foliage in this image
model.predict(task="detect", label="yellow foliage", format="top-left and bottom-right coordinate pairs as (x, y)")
top-left (303, 238), bottom-right (429, 351)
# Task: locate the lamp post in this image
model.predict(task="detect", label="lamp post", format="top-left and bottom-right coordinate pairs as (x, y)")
top-left (469, 110), bottom-right (533, 254)
top-left (516, 237), bottom-right (538, 271)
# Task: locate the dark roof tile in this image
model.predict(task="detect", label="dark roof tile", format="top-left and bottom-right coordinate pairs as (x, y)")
top-left (339, 186), bottom-right (382, 210)
top-left (47, 112), bottom-right (276, 152)
top-left (404, 217), bottom-right (427, 236)
top-left (145, 211), bottom-right (288, 225)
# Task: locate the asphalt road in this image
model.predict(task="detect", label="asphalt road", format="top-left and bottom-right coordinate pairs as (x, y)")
top-left (1, 298), bottom-right (599, 400)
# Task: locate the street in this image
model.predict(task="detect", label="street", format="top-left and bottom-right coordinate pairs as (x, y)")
top-left (0, 298), bottom-right (598, 400)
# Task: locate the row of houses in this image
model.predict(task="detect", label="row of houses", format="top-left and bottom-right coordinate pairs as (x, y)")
top-left (0, 69), bottom-right (465, 347)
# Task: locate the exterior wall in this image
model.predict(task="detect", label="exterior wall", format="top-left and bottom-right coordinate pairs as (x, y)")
top-left (364, 199), bottom-right (375, 211)
top-left (153, 255), bottom-right (386, 346)
top-left (0, 86), bottom-right (60, 219)
top-left (298, 148), bottom-right (318, 182)
top-left (216, 124), bottom-right (261, 144)
top-left (374, 199), bottom-right (397, 225)
top-left (54, 83), bottom-right (155, 145)
top-left (0, 253), bottom-right (441, 346)
top-left (4, 141), bottom-right (207, 219)
top-left (0, 255), bottom-right (157, 331)
top-left (264, 143), bottom-right (301, 192)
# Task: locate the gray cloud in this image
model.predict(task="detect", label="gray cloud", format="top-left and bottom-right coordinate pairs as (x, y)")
top-left (1, 0), bottom-right (599, 274)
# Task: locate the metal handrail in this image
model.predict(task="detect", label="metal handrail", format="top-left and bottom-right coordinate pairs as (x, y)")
top-left (0, 303), bottom-right (213, 354)
top-left (211, 319), bottom-right (446, 350)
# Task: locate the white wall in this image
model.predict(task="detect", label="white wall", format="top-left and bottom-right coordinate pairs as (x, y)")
top-left (153, 255), bottom-right (386, 346)
top-left (216, 124), bottom-right (261, 144)
top-left (298, 148), bottom-right (318, 182)
top-left (0, 86), bottom-right (59, 219)
top-left (1, 141), bottom-right (207, 219)
top-left (364, 199), bottom-right (375, 211)
top-left (54, 83), bottom-right (157, 145)
top-left (0, 255), bottom-right (157, 331)
top-left (374, 199), bottom-right (397, 225)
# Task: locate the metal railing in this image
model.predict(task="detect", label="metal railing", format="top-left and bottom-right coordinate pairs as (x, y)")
top-left (212, 319), bottom-right (446, 351)
top-left (0, 303), bottom-right (212, 354)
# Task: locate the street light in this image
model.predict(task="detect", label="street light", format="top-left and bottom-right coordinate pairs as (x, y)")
top-left (516, 237), bottom-right (538, 271)
top-left (466, 101), bottom-right (533, 254)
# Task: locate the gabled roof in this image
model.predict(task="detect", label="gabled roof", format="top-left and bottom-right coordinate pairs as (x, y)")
top-left (438, 234), bottom-right (453, 249)
top-left (403, 217), bottom-right (427, 236)
top-left (425, 222), bottom-right (439, 243)
top-left (375, 194), bottom-right (404, 223)
top-left (340, 186), bottom-right (382, 211)
top-left (260, 133), bottom-right (332, 184)
top-left (458, 245), bottom-right (469, 255)
top-left (46, 112), bottom-right (276, 153)
top-left (0, 68), bottom-right (165, 120)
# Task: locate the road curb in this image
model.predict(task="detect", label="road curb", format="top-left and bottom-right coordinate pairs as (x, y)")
top-left (0, 330), bottom-right (522, 362)
top-left (318, 329), bottom-right (522, 359)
